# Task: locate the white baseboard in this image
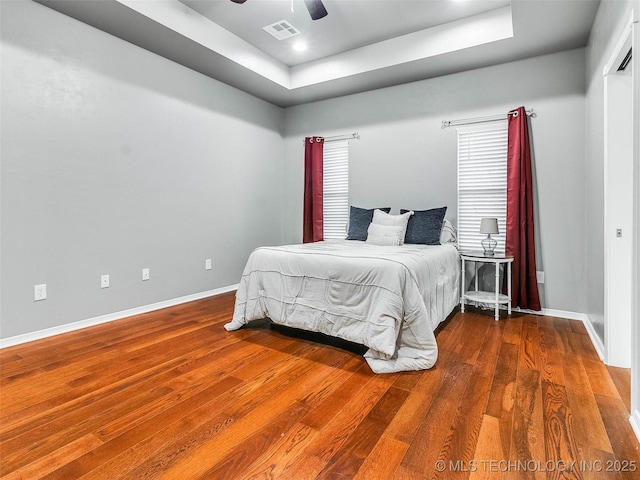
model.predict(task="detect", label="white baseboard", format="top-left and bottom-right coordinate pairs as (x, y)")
top-left (0, 293), bottom-right (608, 367)
top-left (0, 284), bottom-right (239, 349)
top-left (506, 306), bottom-right (606, 362)
top-left (539, 307), bottom-right (588, 322)
top-left (538, 308), bottom-right (606, 363)
top-left (577, 312), bottom-right (607, 363)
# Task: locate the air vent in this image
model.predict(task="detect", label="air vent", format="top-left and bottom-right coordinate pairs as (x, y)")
top-left (263, 20), bottom-right (300, 40)
top-left (617, 47), bottom-right (632, 72)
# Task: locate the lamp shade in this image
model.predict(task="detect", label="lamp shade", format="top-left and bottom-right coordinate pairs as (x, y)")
top-left (479, 217), bottom-right (499, 235)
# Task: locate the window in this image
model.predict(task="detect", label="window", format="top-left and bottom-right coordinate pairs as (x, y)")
top-left (323, 140), bottom-right (349, 239)
top-left (457, 122), bottom-right (507, 253)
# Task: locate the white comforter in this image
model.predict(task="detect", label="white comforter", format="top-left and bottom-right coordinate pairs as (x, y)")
top-left (225, 240), bottom-right (460, 373)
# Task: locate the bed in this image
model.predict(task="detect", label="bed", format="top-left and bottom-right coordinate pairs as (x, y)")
top-left (224, 239), bottom-right (460, 373)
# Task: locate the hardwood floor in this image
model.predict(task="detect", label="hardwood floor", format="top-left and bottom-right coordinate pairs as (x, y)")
top-left (1, 292), bottom-right (638, 479)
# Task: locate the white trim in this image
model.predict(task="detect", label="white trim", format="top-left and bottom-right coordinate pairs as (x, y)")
top-left (0, 284), bottom-right (239, 349)
top-left (603, 10), bottom-right (637, 370)
top-left (506, 305), bottom-right (586, 321)
top-left (630, 410), bottom-right (640, 444)
top-left (577, 312), bottom-right (607, 363)
top-left (538, 307), bottom-right (587, 322)
top-left (0, 286), bottom-right (607, 371)
top-left (497, 306), bottom-right (606, 362)
top-left (523, 308), bottom-right (604, 361)
top-left (631, 6), bottom-right (640, 437)
top-left (602, 10), bottom-right (636, 77)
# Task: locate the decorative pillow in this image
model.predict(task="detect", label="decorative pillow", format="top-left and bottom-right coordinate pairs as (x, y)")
top-left (346, 206), bottom-right (391, 241)
top-left (400, 206), bottom-right (447, 245)
top-left (371, 209), bottom-right (414, 245)
top-left (366, 223), bottom-right (404, 246)
top-left (440, 219), bottom-right (457, 244)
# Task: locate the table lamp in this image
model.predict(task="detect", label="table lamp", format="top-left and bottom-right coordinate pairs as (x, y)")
top-left (480, 217), bottom-right (498, 256)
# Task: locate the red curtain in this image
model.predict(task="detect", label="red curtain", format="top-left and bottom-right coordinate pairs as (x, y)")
top-left (506, 107), bottom-right (541, 311)
top-left (303, 136), bottom-right (324, 243)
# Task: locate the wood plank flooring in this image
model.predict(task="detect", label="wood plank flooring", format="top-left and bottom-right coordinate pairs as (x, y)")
top-left (1, 292), bottom-right (638, 479)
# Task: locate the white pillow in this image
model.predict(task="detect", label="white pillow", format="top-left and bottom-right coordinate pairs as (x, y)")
top-left (366, 223), bottom-right (404, 246)
top-left (440, 219), bottom-right (457, 244)
top-left (371, 209), bottom-right (414, 245)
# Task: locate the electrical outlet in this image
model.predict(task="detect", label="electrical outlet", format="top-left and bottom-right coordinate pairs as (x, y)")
top-left (101, 274), bottom-right (110, 289)
top-left (536, 271), bottom-right (545, 284)
top-left (34, 284), bottom-right (47, 301)
top-left (142, 268), bottom-right (150, 281)
top-left (205, 259), bottom-right (212, 270)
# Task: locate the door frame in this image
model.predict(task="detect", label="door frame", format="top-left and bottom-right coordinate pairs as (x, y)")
top-left (603, 8), bottom-right (639, 438)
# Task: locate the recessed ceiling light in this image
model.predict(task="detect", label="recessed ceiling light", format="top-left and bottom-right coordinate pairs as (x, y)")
top-left (293, 41), bottom-right (307, 52)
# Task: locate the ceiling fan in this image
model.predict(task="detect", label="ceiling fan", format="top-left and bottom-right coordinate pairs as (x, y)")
top-left (230, 0), bottom-right (328, 21)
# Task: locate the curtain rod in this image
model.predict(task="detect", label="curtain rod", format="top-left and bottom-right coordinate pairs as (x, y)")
top-left (441, 109), bottom-right (536, 129)
top-left (303, 132), bottom-right (360, 144)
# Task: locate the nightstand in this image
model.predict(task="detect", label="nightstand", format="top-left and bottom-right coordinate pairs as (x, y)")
top-left (460, 251), bottom-right (514, 321)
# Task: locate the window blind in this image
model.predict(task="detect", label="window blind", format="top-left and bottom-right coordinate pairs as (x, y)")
top-left (457, 122), bottom-right (507, 253)
top-left (323, 140), bottom-right (349, 239)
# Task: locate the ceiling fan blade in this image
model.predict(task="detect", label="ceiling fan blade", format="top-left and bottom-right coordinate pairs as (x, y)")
top-left (304, 0), bottom-right (328, 20)
top-left (230, 0), bottom-right (327, 20)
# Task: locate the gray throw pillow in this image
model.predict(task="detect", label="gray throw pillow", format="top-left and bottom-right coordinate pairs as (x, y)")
top-left (400, 207), bottom-right (447, 245)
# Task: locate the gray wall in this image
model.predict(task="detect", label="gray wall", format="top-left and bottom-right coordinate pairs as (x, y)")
top-left (1, 0), bottom-right (627, 345)
top-left (0, 0), bottom-right (284, 338)
top-left (283, 49), bottom-right (587, 314)
top-left (584, 0), bottom-right (637, 344)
